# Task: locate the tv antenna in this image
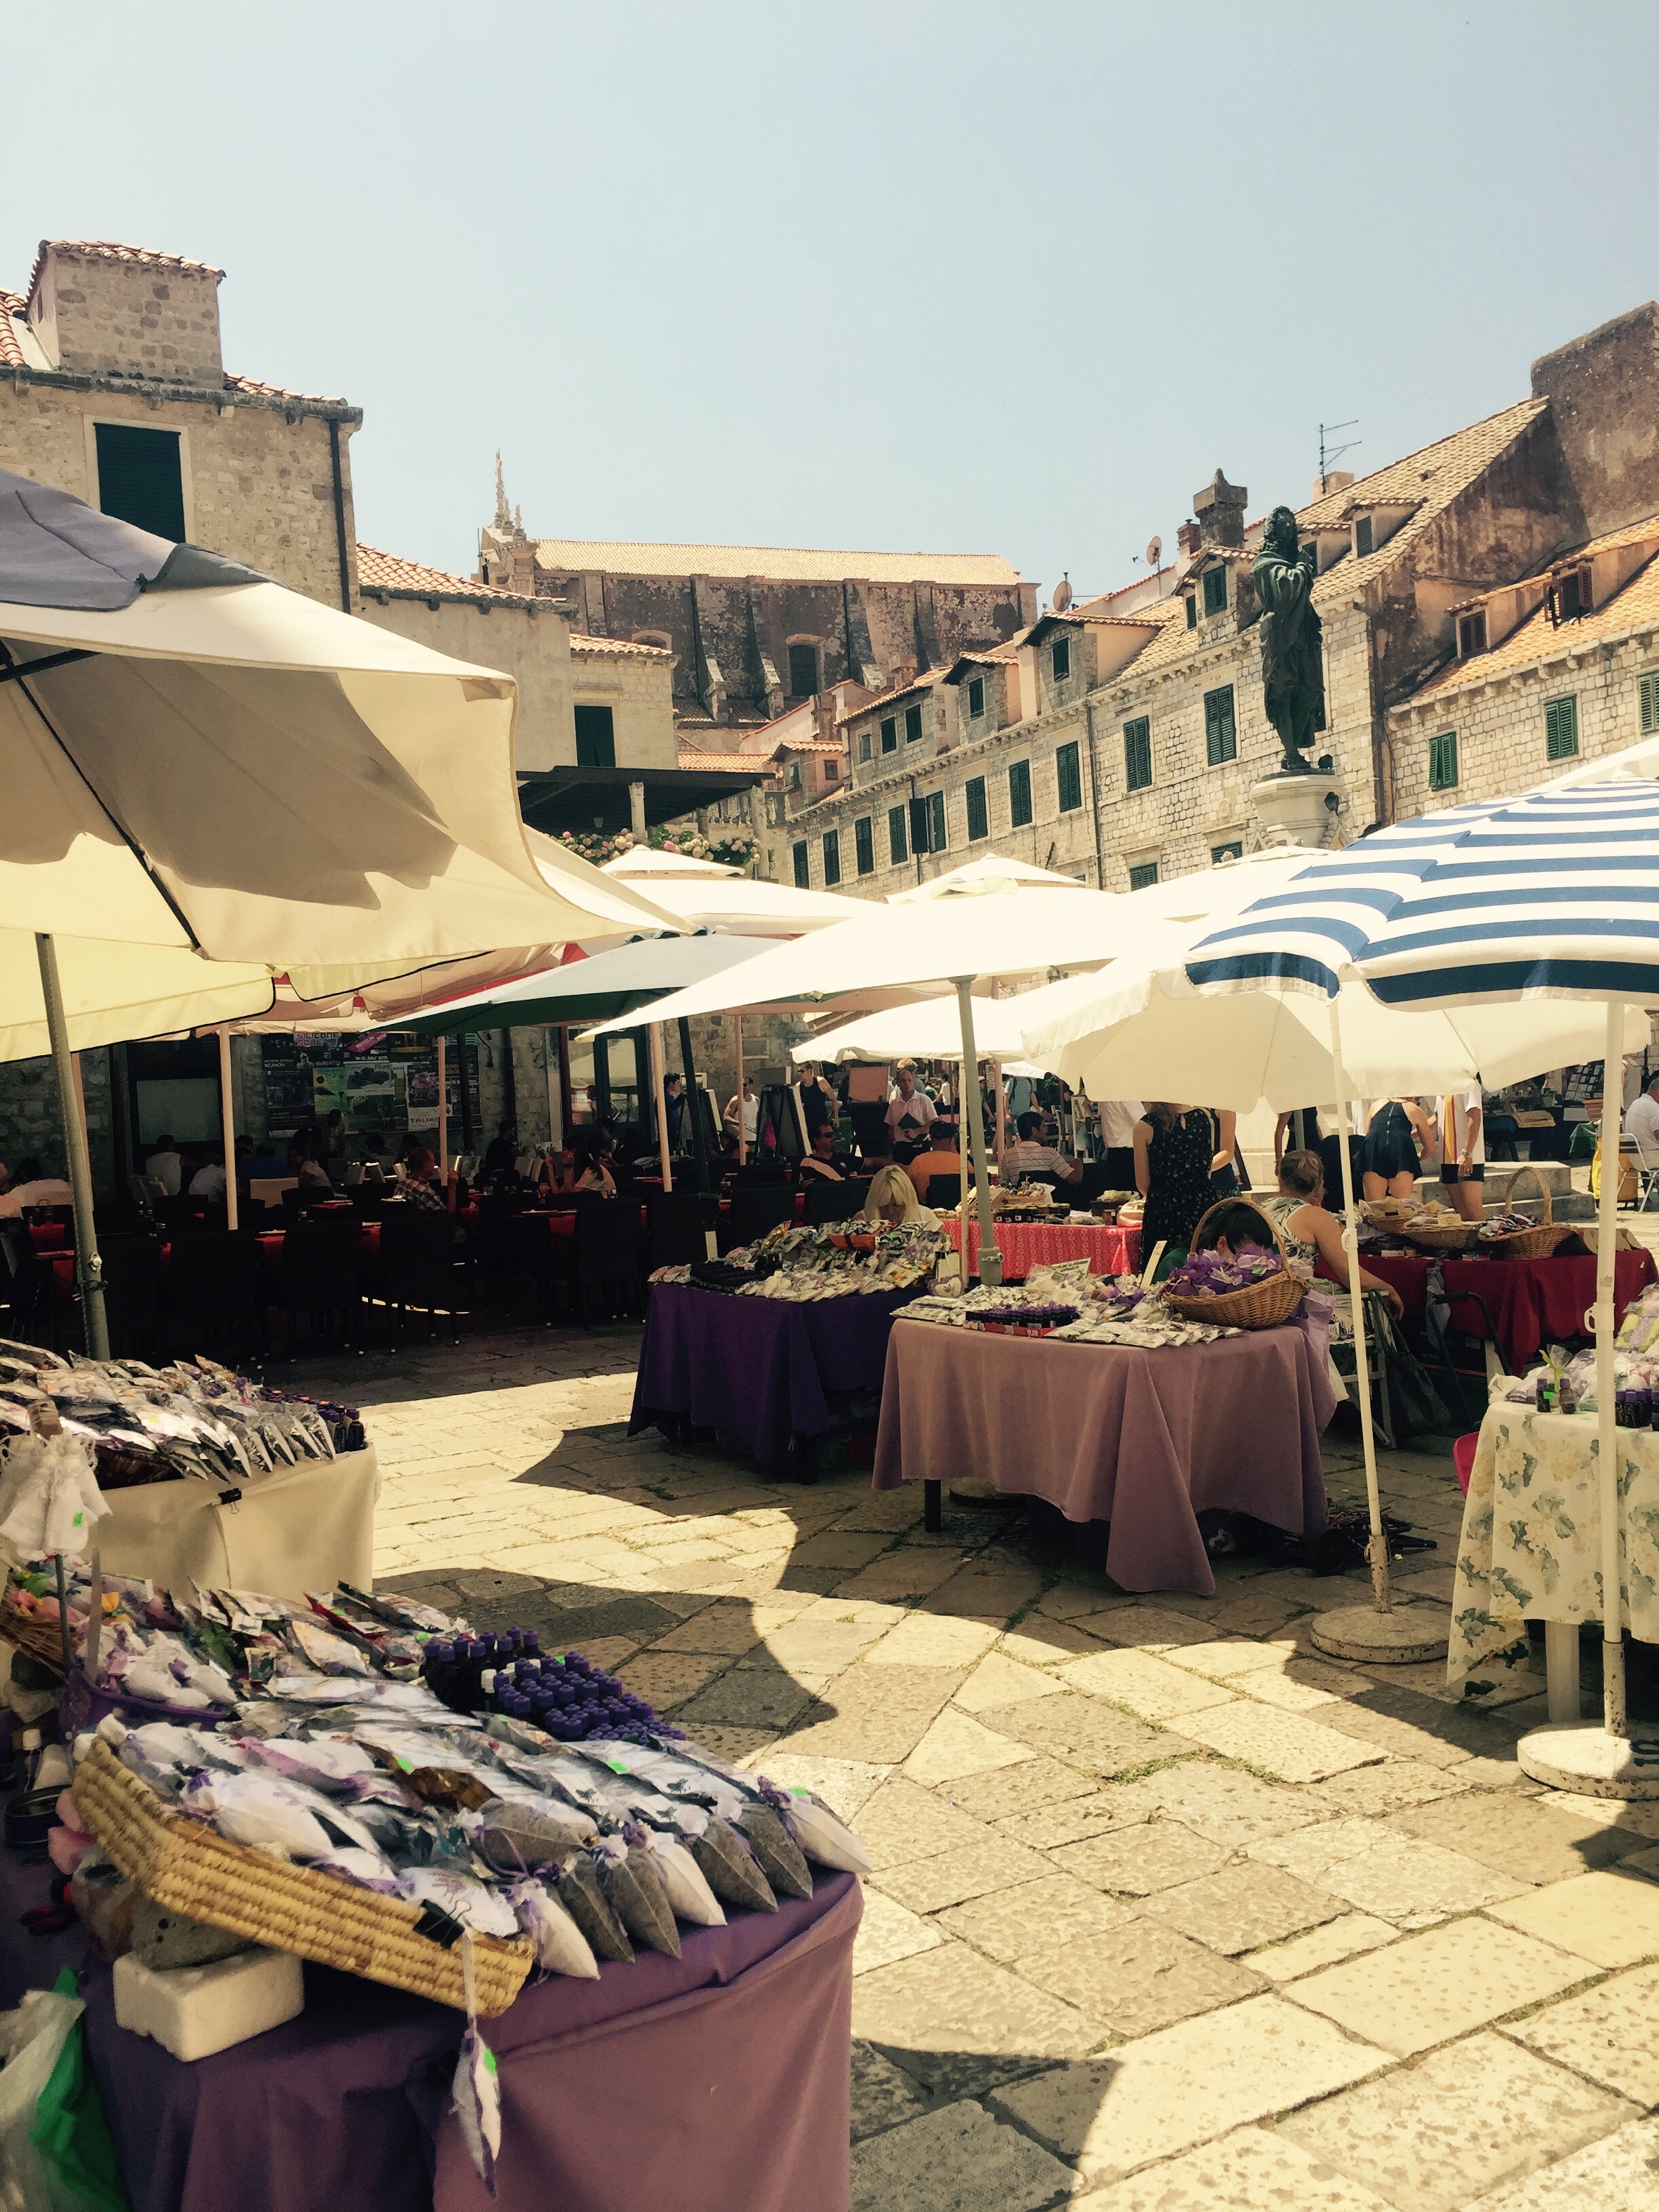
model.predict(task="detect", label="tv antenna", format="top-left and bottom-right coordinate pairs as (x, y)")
top-left (1318, 419), bottom-right (1361, 482)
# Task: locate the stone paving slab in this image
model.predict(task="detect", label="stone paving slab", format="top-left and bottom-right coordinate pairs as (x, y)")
top-left (1172, 1703), bottom-right (1387, 1782)
top-left (1473, 2116), bottom-right (1659, 2211)
top-left (852, 1941), bottom-right (1099, 2098)
top-left (1286, 1917), bottom-right (1598, 2056)
top-left (932, 1874), bottom-right (1140, 1966)
top-left (1485, 1866), bottom-right (1659, 1967)
top-left (849, 2098), bottom-right (1080, 2212)
top-left (1069, 2126), bottom-right (1396, 2211)
top-left (1146, 1861), bottom-right (1345, 1955)
top-left (1251, 1813), bottom-right (1531, 1927)
top-left (1018, 1920), bottom-right (1266, 2039)
top-left (1506, 1958), bottom-right (1659, 2104)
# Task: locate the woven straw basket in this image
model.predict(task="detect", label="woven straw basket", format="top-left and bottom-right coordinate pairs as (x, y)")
top-left (72, 1739), bottom-right (532, 2015)
top-left (0, 1598), bottom-right (67, 1677)
top-left (1482, 1165), bottom-right (1576, 1261)
top-left (1162, 1198), bottom-right (1307, 1331)
top-left (1403, 1216), bottom-right (1483, 1252)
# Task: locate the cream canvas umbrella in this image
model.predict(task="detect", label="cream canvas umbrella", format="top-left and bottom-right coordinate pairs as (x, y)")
top-left (0, 470), bottom-right (681, 1349)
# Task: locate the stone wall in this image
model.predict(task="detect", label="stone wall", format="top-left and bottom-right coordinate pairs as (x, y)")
top-left (0, 1049), bottom-right (116, 1194)
top-left (33, 249), bottom-right (223, 388)
top-left (355, 592), bottom-right (576, 772)
top-left (569, 644), bottom-right (678, 771)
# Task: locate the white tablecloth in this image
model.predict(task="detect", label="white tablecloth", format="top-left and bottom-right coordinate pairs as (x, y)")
top-left (96, 1445), bottom-right (378, 1601)
top-left (1450, 1405), bottom-right (1659, 1694)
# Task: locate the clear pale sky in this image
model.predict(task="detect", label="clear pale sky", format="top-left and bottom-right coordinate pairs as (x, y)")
top-left (7, 1), bottom-right (1656, 603)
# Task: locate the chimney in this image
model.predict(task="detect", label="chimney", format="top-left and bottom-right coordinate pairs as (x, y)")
top-left (1193, 470), bottom-right (1248, 549)
top-left (30, 242), bottom-right (223, 387)
top-left (1176, 520), bottom-right (1203, 560)
top-left (1312, 470), bottom-right (1355, 501)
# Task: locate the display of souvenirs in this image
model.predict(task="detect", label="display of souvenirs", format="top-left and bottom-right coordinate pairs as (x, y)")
top-left (903, 1262), bottom-right (1253, 1350)
top-left (651, 1220), bottom-right (942, 1301)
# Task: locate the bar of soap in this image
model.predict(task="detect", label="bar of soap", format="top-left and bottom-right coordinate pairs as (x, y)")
top-left (114, 1944), bottom-right (304, 2060)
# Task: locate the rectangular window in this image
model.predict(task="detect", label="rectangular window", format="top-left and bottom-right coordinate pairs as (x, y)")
top-left (792, 841), bottom-right (810, 888)
top-left (1204, 684), bottom-right (1237, 765)
top-left (821, 830), bottom-right (841, 886)
top-left (1008, 759), bottom-right (1033, 827)
top-left (880, 717), bottom-right (897, 753)
top-left (888, 804), bottom-right (908, 866)
top-left (1051, 637), bottom-right (1071, 683)
top-left (904, 702), bottom-right (923, 742)
top-left (855, 815), bottom-right (874, 874)
top-left (1641, 672), bottom-right (1659, 734)
top-left (93, 421), bottom-right (186, 540)
top-left (1128, 860), bottom-right (1160, 891)
top-left (1545, 694), bottom-right (1579, 761)
top-left (1458, 611), bottom-right (1487, 658)
top-left (1211, 840), bottom-right (1243, 863)
top-left (1202, 566), bottom-right (1227, 616)
top-left (965, 775), bottom-right (989, 841)
top-left (1354, 515), bottom-right (1374, 558)
top-left (787, 642), bottom-right (818, 697)
top-left (858, 730), bottom-right (871, 762)
top-left (1056, 740), bottom-right (1082, 812)
top-left (574, 704), bottom-right (616, 767)
top-left (908, 795), bottom-right (928, 854)
top-left (967, 675), bottom-right (986, 718)
top-left (1184, 594), bottom-right (1197, 630)
top-left (926, 790), bottom-right (946, 853)
top-left (1124, 716), bottom-right (1152, 791)
top-left (1428, 730), bottom-right (1458, 791)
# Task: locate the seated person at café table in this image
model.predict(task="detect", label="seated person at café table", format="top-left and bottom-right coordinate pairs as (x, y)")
top-left (286, 1144), bottom-right (333, 1192)
top-left (390, 1147), bottom-right (447, 1208)
top-left (550, 1135), bottom-right (617, 1197)
top-left (906, 1122), bottom-right (963, 1200)
top-left (860, 1164), bottom-right (937, 1229)
top-left (482, 1119), bottom-right (519, 1176)
top-left (144, 1134), bottom-right (185, 1197)
top-left (0, 1157), bottom-right (74, 1216)
top-left (886, 1062), bottom-right (937, 1147)
top-left (187, 1147), bottom-right (227, 1200)
top-left (1253, 1150), bottom-right (1405, 1317)
top-left (723, 1078), bottom-right (759, 1146)
top-left (799, 1122), bottom-right (852, 1182)
top-left (1001, 1109), bottom-right (1085, 1189)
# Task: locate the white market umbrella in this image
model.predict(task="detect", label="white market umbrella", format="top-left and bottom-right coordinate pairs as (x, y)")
top-left (0, 470), bottom-right (681, 1347)
top-left (794, 975), bottom-right (1094, 1067)
top-left (599, 853), bottom-right (866, 937)
top-left (886, 852), bottom-right (1089, 901)
top-left (1187, 779), bottom-right (1659, 1784)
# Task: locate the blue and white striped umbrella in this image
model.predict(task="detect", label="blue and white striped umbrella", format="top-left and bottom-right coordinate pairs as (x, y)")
top-left (1186, 782), bottom-right (1659, 1009)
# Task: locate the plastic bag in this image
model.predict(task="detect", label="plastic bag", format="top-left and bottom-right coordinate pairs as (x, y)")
top-left (0, 1969), bottom-right (128, 2212)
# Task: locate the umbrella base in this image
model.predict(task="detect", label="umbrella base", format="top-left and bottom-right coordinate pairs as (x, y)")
top-left (1308, 1603), bottom-right (1450, 1665)
top-left (948, 1479), bottom-right (1023, 1511)
top-left (1516, 1723), bottom-right (1659, 1799)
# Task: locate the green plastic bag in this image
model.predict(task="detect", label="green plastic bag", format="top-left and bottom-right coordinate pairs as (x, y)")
top-left (27, 1970), bottom-right (128, 2212)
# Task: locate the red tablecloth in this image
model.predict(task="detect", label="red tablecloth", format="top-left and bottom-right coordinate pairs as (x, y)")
top-left (942, 1217), bottom-right (1140, 1281)
top-left (1328, 1247), bottom-right (1658, 1370)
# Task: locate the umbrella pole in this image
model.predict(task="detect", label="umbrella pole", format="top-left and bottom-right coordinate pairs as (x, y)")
top-left (734, 1015), bottom-right (747, 1166)
top-left (218, 1026), bottom-right (239, 1231)
top-left (36, 934), bottom-right (108, 1362)
top-left (650, 1023), bottom-right (673, 1194)
top-left (1310, 995), bottom-right (1447, 1666)
top-left (1596, 1002), bottom-right (1627, 1735)
top-left (992, 1060), bottom-right (1007, 1166)
top-left (956, 981), bottom-right (1001, 1288)
top-left (437, 1035), bottom-right (449, 1178)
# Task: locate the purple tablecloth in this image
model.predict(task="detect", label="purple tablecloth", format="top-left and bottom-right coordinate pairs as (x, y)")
top-left (630, 1281), bottom-right (917, 1468)
top-left (0, 1848), bottom-right (858, 2212)
top-left (872, 1311), bottom-right (1335, 1595)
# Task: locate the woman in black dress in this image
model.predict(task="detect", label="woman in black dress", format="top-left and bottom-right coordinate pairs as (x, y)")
top-left (1362, 1096), bottom-right (1432, 1200)
top-left (1133, 1104), bottom-right (1232, 1263)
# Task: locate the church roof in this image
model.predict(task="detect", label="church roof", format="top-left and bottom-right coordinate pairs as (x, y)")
top-left (513, 537), bottom-right (1025, 588)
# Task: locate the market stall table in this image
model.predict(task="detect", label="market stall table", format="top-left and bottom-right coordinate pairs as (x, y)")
top-left (873, 1310), bottom-right (1334, 1593)
top-left (1450, 1397), bottom-right (1659, 1710)
top-left (94, 1444), bottom-right (378, 1602)
top-left (630, 1280), bottom-right (919, 1470)
top-left (942, 1215), bottom-right (1139, 1282)
top-left (0, 1848), bottom-right (858, 2212)
top-left (1326, 1247), bottom-right (1658, 1371)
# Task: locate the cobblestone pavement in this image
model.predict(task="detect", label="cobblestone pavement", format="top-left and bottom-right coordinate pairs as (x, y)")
top-left (297, 1317), bottom-right (1659, 2212)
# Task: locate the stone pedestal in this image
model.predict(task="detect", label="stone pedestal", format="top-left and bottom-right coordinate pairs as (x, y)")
top-left (1251, 768), bottom-right (1340, 851)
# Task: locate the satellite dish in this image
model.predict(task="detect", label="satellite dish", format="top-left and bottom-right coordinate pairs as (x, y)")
top-left (1146, 536), bottom-right (1163, 569)
top-left (1052, 574), bottom-right (1073, 612)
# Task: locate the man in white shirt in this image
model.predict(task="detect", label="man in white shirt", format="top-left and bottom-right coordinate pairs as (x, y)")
top-left (145, 1137), bottom-right (184, 1197)
top-left (1001, 1111), bottom-right (1085, 1188)
top-left (1439, 1089), bottom-right (1486, 1223)
top-left (188, 1158), bottom-right (226, 1200)
top-left (886, 1063), bottom-right (938, 1147)
top-left (0, 1158), bottom-right (74, 1218)
top-left (1624, 1077), bottom-right (1659, 1156)
top-left (1094, 1099), bottom-right (1144, 1188)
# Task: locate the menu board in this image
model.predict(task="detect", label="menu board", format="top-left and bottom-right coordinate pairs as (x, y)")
top-left (260, 1033), bottom-right (475, 1142)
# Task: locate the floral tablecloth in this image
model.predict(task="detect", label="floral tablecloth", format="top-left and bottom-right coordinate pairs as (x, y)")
top-left (1449, 1399), bottom-right (1659, 1694)
top-left (942, 1217), bottom-right (1139, 1281)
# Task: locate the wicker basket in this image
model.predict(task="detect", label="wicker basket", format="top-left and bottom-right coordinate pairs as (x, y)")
top-left (1481, 1165), bottom-right (1577, 1261)
top-left (1402, 1217), bottom-right (1484, 1252)
top-left (1162, 1198), bottom-right (1308, 1331)
top-left (72, 1739), bottom-right (532, 2016)
top-left (0, 1597), bottom-right (67, 1677)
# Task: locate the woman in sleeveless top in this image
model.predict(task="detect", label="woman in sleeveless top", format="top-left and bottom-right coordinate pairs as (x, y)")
top-left (1362, 1096), bottom-right (1432, 1200)
top-left (1267, 1149), bottom-right (1404, 1315)
top-left (1134, 1105), bottom-right (1225, 1259)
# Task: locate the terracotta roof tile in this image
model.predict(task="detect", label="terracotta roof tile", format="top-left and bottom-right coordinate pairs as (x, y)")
top-left (223, 370), bottom-right (349, 405)
top-left (835, 666), bottom-right (950, 724)
top-left (1411, 529), bottom-right (1659, 704)
top-left (27, 240), bottom-right (225, 299)
top-left (357, 543), bottom-right (532, 602)
top-left (569, 633), bottom-right (671, 658)
top-left (677, 750), bottom-right (776, 773)
top-left (0, 291), bottom-right (25, 370)
top-left (514, 535), bottom-right (1024, 587)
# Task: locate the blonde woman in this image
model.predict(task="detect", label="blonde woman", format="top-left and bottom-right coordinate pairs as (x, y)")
top-left (860, 1164), bottom-right (938, 1229)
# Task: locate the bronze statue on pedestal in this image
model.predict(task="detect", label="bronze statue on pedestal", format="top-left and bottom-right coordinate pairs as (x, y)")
top-left (1253, 505), bottom-right (1324, 773)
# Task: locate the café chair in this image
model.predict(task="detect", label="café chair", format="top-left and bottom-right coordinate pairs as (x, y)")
top-left (803, 1179), bottom-right (866, 1228)
top-left (647, 1189), bottom-right (709, 1267)
top-left (555, 1199), bottom-right (641, 1326)
top-left (97, 1234), bottom-right (166, 1361)
top-left (167, 1230), bottom-right (263, 1366)
top-left (379, 1208), bottom-right (462, 1343)
top-left (279, 1213), bottom-right (363, 1354)
top-left (925, 1175), bottom-right (962, 1211)
top-left (728, 1183), bottom-right (796, 1250)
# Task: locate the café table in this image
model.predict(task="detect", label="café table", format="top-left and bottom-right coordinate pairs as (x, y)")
top-left (872, 1305), bottom-right (1335, 1593)
top-left (630, 1280), bottom-right (919, 1471)
top-left (942, 1216), bottom-right (1140, 1282)
top-left (0, 1848), bottom-right (858, 2212)
top-left (1333, 1247), bottom-right (1657, 1372)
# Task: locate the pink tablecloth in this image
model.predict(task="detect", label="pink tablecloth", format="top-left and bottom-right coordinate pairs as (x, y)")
top-left (872, 1312), bottom-right (1334, 1594)
top-left (942, 1217), bottom-right (1140, 1281)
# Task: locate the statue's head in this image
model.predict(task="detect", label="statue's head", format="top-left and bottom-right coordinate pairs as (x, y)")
top-left (1262, 505), bottom-right (1300, 557)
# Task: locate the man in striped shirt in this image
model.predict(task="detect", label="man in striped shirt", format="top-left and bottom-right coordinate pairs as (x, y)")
top-left (1000, 1111), bottom-right (1085, 1189)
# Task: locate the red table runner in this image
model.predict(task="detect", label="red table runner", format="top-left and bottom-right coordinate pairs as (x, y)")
top-left (1325, 1247), bottom-right (1658, 1371)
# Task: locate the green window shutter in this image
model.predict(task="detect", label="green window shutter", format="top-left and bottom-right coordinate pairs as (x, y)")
top-left (787, 643), bottom-right (818, 697)
top-left (909, 795), bottom-right (929, 854)
top-left (822, 830), bottom-right (841, 886)
top-left (1009, 759), bottom-right (1032, 827)
top-left (888, 805), bottom-right (908, 865)
top-left (1184, 595), bottom-right (1197, 629)
top-left (1051, 638), bottom-right (1071, 682)
top-left (574, 705), bottom-right (616, 766)
top-left (1428, 731), bottom-right (1458, 791)
top-left (880, 717), bottom-right (897, 752)
top-left (1641, 674), bottom-right (1659, 734)
top-left (1056, 741), bottom-right (1082, 812)
top-left (1124, 717), bottom-right (1152, 791)
top-left (967, 677), bottom-right (985, 718)
top-left (926, 791), bottom-right (946, 852)
top-left (858, 731), bottom-right (871, 762)
top-left (904, 703), bottom-right (923, 742)
top-left (966, 776), bottom-right (988, 841)
top-left (1204, 686), bottom-right (1237, 765)
top-left (1545, 695), bottom-right (1579, 760)
top-left (792, 841), bottom-right (810, 888)
top-left (1128, 860), bottom-right (1159, 891)
top-left (1202, 566), bottom-right (1227, 616)
top-left (1354, 515), bottom-right (1374, 557)
top-left (94, 421), bottom-right (186, 540)
top-left (1211, 841), bottom-right (1242, 863)
top-left (855, 816), bottom-right (874, 874)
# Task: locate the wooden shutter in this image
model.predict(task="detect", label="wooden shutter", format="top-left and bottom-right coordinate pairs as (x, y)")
top-left (909, 796), bottom-right (929, 854)
top-left (888, 805), bottom-right (908, 865)
top-left (880, 718), bottom-right (897, 752)
top-left (793, 841), bottom-right (810, 887)
top-left (1545, 696), bottom-right (1579, 760)
top-left (1641, 675), bottom-right (1659, 734)
top-left (1057, 742), bottom-right (1082, 812)
top-left (855, 816), bottom-right (874, 874)
top-left (927, 791), bottom-right (946, 852)
top-left (1429, 731), bottom-right (1458, 791)
top-left (822, 831), bottom-right (840, 886)
top-left (1051, 639), bottom-right (1071, 682)
top-left (904, 704), bottom-right (923, 742)
top-left (1124, 718), bottom-right (1152, 790)
top-left (1009, 761), bottom-right (1032, 827)
top-left (574, 705), bottom-right (616, 767)
top-left (966, 776), bottom-right (988, 841)
top-left (94, 422), bottom-right (186, 540)
top-left (1205, 687), bottom-right (1236, 765)
top-left (1128, 860), bottom-right (1159, 890)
